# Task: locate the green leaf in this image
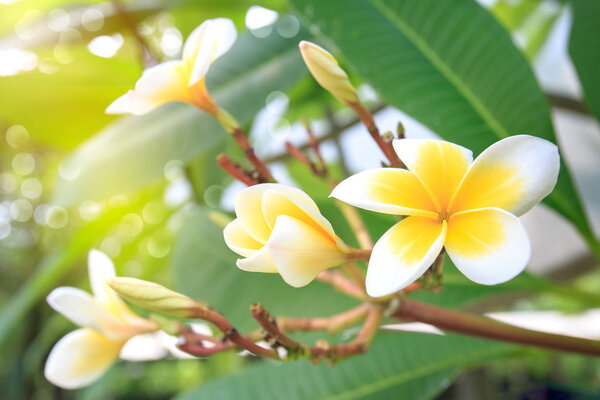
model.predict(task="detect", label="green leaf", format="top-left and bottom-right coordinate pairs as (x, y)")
top-left (289, 0), bottom-right (598, 256)
top-left (52, 26), bottom-right (310, 206)
top-left (171, 206), bottom-right (359, 332)
top-left (0, 44), bottom-right (143, 149)
top-left (569, 0), bottom-right (600, 124)
top-left (175, 332), bottom-right (517, 400)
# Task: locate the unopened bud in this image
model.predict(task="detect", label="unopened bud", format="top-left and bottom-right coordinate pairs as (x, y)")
top-left (299, 41), bottom-right (359, 105)
top-left (109, 277), bottom-right (202, 318)
top-left (396, 121), bottom-right (405, 138)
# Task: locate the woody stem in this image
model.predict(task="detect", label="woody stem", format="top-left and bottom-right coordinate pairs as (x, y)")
top-left (393, 298), bottom-right (600, 357)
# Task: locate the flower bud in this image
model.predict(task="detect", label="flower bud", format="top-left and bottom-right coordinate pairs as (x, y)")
top-left (299, 41), bottom-right (359, 105)
top-left (109, 277), bottom-right (202, 318)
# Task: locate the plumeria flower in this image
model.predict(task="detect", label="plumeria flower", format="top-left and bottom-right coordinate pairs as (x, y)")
top-left (223, 183), bottom-right (360, 287)
top-left (332, 135), bottom-right (560, 297)
top-left (106, 18), bottom-right (236, 117)
top-left (45, 250), bottom-right (157, 389)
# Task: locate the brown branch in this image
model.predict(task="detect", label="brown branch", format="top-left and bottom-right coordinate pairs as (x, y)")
top-left (547, 93), bottom-right (589, 115)
top-left (231, 128), bottom-right (274, 183)
top-left (285, 141), bottom-right (321, 176)
top-left (393, 298), bottom-right (600, 357)
top-left (110, 0), bottom-right (158, 67)
top-left (183, 306), bottom-right (279, 359)
top-left (336, 201), bottom-right (374, 250)
top-left (251, 303), bottom-right (382, 363)
top-left (301, 117), bottom-right (328, 175)
top-left (349, 102), bottom-right (403, 168)
top-left (278, 303), bottom-right (371, 335)
top-left (217, 154), bottom-right (259, 186)
top-left (264, 104), bottom-right (386, 164)
top-left (317, 270), bottom-right (369, 302)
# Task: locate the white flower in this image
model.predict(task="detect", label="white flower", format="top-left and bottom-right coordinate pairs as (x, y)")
top-left (106, 18), bottom-right (236, 116)
top-left (332, 135), bottom-right (560, 297)
top-left (224, 183), bottom-right (357, 287)
top-left (45, 250), bottom-right (156, 389)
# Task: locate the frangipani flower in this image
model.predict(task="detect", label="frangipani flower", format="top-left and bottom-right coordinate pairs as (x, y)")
top-left (106, 18), bottom-right (236, 117)
top-left (332, 135), bottom-right (560, 297)
top-left (224, 183), bottom-right (358, 287)
top-left (45, 250), bottom-right (156, 389)
top-left (299, 41), bottom-right (359, 106)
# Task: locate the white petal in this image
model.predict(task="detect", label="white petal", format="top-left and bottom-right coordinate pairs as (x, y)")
top-left (236, 245), bottom-right (277, 273)
top-left (119, 332), bottom-right (169, 362)
top-left (393, 139), bottom-right (473, 211)
top-left (47, 287), bottom-right (123, 335)
top-left (449, 135), bottom-right (560, 216)
top-left (366, 217), bottom-right (447, 297)
top-left (183, 18), bottom-right (237, 85)
top-left (268, 215), bottom-right (349, 287)
top-left (88, 250), bottom-right (146, 332)
top-left (445, 207), bottom-right (531, 285)
top-left (261, 188), bottom-right (337, 241)
top-left (135, 60), bottom-right (189, 101)
top-left (223, 218), bottom-right (263, 258)
top-left (45, 328), bottom-right (123, 390)
top-left (331, 168), bottom-right (438, 218)
top-left (234, 183), bottom-right (318, 243)
top-left (88, 249), bottom-right (117, 303)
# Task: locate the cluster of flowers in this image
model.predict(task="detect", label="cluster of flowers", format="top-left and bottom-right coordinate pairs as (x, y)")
top-left (45, 18), bottom-right (559, 389)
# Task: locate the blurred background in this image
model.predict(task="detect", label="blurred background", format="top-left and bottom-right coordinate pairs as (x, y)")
top-left (0, 0), bottom-right (599, 399)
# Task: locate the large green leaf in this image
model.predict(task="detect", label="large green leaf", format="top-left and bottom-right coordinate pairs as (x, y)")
top-left (172, 206), bottom-right (360, 332)
top-left (176, 332), bottom-right (517, 400)
top-left (289, 0), bottom-right (598, 256)
top-left (0, 45), bottom-right (143, 149)
top-left (52, 26), bottom-right (309, 206)
top-left (569, 0), bottom-right (600, 124)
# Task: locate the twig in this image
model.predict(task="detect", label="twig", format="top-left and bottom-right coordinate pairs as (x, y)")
top-left (301, 117), bottom-right (328, 174)
top-left (547, 93), bottom-right (589, 115)
top-left (251, 303), bottom-right (382, 363)
top-left (278, 303), bottom-right (371, 335)
top-left (285, 141), bottom-right (321, 176)
top-left (336, 201), bottom-right (374, 250)
top-left (110, 0), bottom-right (158, 67)
top-left (183, 306), bottom-right (279, 359)
top-left (217, 154), bottom-right (258, 186)
top-left (317, 270), bottom-right (369, 302)
top-left (231, 127), bottom-right (274, 183)
top-left (393, 298), bottom-right (600, 357)
top-left (349, 102), bottom-right (403, 168)
top-left (264, 104), bottom-right (386, 164)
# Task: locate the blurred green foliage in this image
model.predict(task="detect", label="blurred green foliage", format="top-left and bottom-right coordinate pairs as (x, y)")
top-left (0, 0), bottom-right (599, 399)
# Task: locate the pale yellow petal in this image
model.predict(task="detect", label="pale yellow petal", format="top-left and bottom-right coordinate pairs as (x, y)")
top-left (261, 189), bottom-right (337, 241)
top-left (445, 207), bottom-right (530, 285)
top-left (134, 60), bottom-right (191, 105)
top-left (233, 183), bottom-right (318, 243)
top-left (331, 168), bottom-right (438, 218)
top-left (88, 250), bottom-right (152, 335)
top-left (268, 215), bottom-right (348, 287)
top-left (366, 217), bottom-right (447, 297)
top-left (45, 328), bottom-right (124, 390)
top-left (393, 139), bottom-right (472, 212)
top-left (47, 287), bottom-right (124, 337)
top-left (448, 135), bottom-right (560, 216)
top-left (105, 91), bottom-right (157, 115)
top-left (183, 18), bottom-right (237, 85)
top-left (223, 218), bottom-right (263, 258)
top-left (236, 246), bottom-right (277, 273)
